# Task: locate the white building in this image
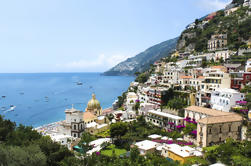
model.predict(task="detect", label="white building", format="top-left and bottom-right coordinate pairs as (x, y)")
top-left (126, 92), bottom-right (138, 110)
top-left (49, 134), bottom-right (76, 150)
top-left (161, 144), bottom-right (202, 163)
top-left (146, 109), bottom-right (184, 129)
top-left (63, 106), bottom-right (85, 137)
top-left (210, 88), bottom-right (245, 112)
top-left (245, 59), bottom-right (251, 72)
top-left (135, 140), bottom-right (160, 155)
top-left (243, 0), bottom-right (251, 7)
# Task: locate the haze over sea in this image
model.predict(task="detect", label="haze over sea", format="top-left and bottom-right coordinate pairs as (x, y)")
top-left (0, 73), bottom-right (134, 127)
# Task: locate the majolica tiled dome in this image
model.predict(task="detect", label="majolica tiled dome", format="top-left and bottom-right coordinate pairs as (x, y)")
top-left (87, 94), bottom-right (101, 110)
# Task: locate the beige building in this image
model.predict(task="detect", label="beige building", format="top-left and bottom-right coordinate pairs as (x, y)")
top-left (208, 34), bottom-right (227, 51)
top-left (184, 106), bottom-right (243, 147)
top-left (224, 7), bottom-right (239, 16)
top-left (201, 68), bottom-right (231, 92)
top-left (197, 114), bottom-right (242, 147)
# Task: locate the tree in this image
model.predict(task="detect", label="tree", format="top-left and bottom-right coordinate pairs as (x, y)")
top-left (201, 59), bottom-right (208, 68)
top-left (79, 132), bottom-right (96, 147)
top-left (0, 115), bottom-right (16, 142)
top-left (110, 122), bottom-right (128, 140)
top-left (0, 144), bottom-right (47, 166)
top-left (135, 72), bottom-right (150, 83)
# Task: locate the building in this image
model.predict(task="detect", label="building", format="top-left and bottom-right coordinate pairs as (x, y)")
top-left (210, 88), bottom-right (245, 112)
top-left (197, 113), bottom-right (242, 147)
top-left (134, 140), bottom-right (160, 155)
top-left (208, 34), bottom-right (227, 51)
top-left (224, 64), bottom-right (242, 72)
top-left (146, 110), bottom-right (184, 130)
top-left (184, 106), bottom-right (243, 147)
top-left (49, 134), bottom-right (76, 150)
top-left (201, 67), bottom-right (231, 91)
top-left (126, 92), bottom-right (138, 110)
top-left (161, 144), bottom-right (202, 164)
top-left (147, 87), bottom-right (169, 106)
top-left (224, 7), bottom-right (239, 16)
top-left (213, 50), bottom-right (233, 61)
top-left (230, 72), bottom-right (251, 90)
top-left (62, 94), bottom-right (108, 137)
top-left (85, 94), bottom-right (103, 116)
top-left (243, 0), bottom-right (251, 7)
top-left (245, 59), bottom-right (251, 72)
top-left (63, 106), bottom-right (85, 138)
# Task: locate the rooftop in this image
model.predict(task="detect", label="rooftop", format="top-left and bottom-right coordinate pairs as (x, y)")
top-left (148, 110), bottom-right (183, 120)
top-left (135, 140), bottom-right (160, 150)
top-left (163, 144), bottom-right (202, 158)
top-left (185, 106), bottom-right (229, 117)
top-left (180, 76), bottom-right (193, 79)
top-left (213, 88), bottom-right (241, 94)
top-left (198, 113), bottom-right (242, 124)
top-left (83, 111), bottom-right (97, 120)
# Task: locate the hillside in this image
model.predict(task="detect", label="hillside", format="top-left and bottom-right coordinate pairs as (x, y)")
top-left (103, 37), bottom-right (178, 76)
top-left (177, 3), bottom-right (251, 52)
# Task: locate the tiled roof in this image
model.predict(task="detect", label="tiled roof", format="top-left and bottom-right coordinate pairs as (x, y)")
top-left (180, 76), bottom-right (193, 79)
top-left (198, 113), bottom-right (242, 124)
top-left (185, 106), bottom-right (229, 116)
top-left (83, 111), bottom-right (97, 120)
top-left (102, 108), bottom-right (113, 114)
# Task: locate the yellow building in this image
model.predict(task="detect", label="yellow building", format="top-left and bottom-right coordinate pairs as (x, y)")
top-left (161, 144), bottom-right (202, 164)
top-left (171, 51), bottom-right (179, 58)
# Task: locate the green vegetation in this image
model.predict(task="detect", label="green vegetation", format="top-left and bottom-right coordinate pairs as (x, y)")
top-left (135, 72), bottom-right (150, 83)
top-left (117, 91), bottom-right (127, 108)
top-left (230, 52), bottom-right (251, 65)
top-left (181, 6), bottom-right (251, 52)
top-left (0, 115), bottom-right (73, 166)
top-left (100, 144), bottom-right (127, 157)
top-left (185, 139), bottom-right (251, 166)
top-left (81, 148), bottom-right (180, 166)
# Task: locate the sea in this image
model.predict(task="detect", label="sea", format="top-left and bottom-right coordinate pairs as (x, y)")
top-left (0, 73), bottom-right (134, 127)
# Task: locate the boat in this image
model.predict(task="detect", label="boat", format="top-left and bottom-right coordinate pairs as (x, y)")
top-left (4, 105), bottom-right (16, 113)
top-left (76, 82), bottom-right (83, 85)
top-left (2, 96), bottom-right (6, 98)
top-left (1, 107), bottom-right (6, 111)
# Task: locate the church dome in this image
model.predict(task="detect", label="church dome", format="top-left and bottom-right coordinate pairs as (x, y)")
top-left (87, 94), bottom-right (101, 110)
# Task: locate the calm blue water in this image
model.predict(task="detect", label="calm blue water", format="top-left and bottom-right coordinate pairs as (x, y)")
top-left (0, 73), bottom-right (134, 127)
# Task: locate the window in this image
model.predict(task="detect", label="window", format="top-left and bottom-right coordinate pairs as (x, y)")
top-left (229, 125), bottom-right (231, 132)
top-left (208, 128), bottom-right (212, 134)
top-left (74, 125), bottom-right (76, 130)
top-left (219, 126), bottom-right (222, 133)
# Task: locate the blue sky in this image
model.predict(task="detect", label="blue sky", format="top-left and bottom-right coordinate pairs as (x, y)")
top-left (0, 0), bottom-right (231, 73)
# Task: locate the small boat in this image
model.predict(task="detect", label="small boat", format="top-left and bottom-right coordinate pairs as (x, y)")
top-left (4, 105), bottom-right (16, 113)
top-left (2, 96), bottom-right (6, 98)
top-left (76, 82), bottom-right (83, 85)
top-left (10, 105), bottom-right (16, 111)
top-left (20, 92), bottom-right (24, 95)
top-left (1, 107), bottom-right (6, 111)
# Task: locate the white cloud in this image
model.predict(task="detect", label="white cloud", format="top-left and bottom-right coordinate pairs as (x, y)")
top-left (56, 54), bottom-right (132, 72)
top-left (197, 0), bottom-right (231, 11)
